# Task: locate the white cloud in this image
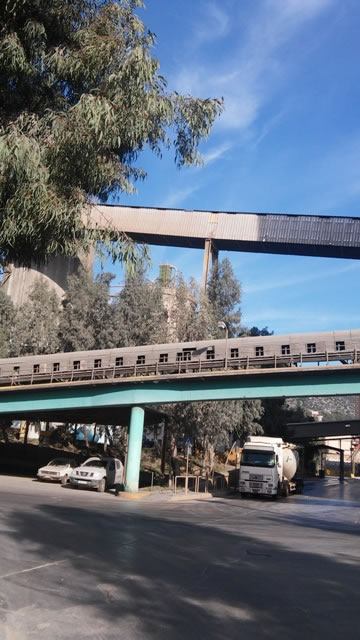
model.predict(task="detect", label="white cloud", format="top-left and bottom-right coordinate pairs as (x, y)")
top-left (202, 142), bottom-right (232, 165)
top-left (173, 0), bottom-right (334, 133)
top-left (244, 261), bottom-right (360, 294)
top-left (191, 3), bottom-right (230, 45)
top-left (161, 185), bottom-right (200, 208)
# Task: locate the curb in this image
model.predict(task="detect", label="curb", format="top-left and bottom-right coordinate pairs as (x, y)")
top-left (115, 491), bottom-right (154, 500)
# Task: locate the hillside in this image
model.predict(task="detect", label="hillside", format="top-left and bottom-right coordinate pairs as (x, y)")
top-left (287, 396), bottom-right (356, 421)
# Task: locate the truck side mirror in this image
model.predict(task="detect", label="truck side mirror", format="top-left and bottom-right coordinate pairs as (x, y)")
top-left (276, 455), bottom-right (279, 464)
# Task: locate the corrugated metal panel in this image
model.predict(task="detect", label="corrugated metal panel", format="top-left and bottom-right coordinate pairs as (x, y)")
top-left (215, 212), bottom-right (259, 241)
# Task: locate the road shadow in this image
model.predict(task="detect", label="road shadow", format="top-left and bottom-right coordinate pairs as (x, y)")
top-left (1, 494), bottom-right (360, 639)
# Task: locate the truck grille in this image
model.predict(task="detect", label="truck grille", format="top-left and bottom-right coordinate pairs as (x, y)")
top-left (249, 473), bottom-right (264, 481)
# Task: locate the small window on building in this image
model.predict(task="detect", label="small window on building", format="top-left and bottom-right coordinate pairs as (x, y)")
top-left (94, 358), bottom-right (102, 369)
top-left (206, 348), bottom-right (215, 360)
top-left (336, 341), bottom-right (345, 352)
top-left (53, 362), bottom-right (60, 372)
top-left (255, 346), bottom-right (264, 357)
top-left (230, 348), bottom-right (239, 359)
top-left (176, 352), bottom-right (183, 362)
top-left (115, 357), bottom-right (123, 367)
top-left (183, 350), bottom-right (192, 361)
top-left (33, 364), bottom-right (40, 374)
top-left (13, 366), bottom-right (20, 374)
top-left (73, 360), bottom-right (80, 370)
top-left (136, 355), bottom-right (145, 365)
top-left (307, 343), bottom-right (316, 354)
top-left (159, 353), bottom-right (168, 363)
top-left (281, 345), bottom-right (290, 355)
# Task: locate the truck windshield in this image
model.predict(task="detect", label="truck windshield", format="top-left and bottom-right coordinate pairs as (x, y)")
top-left (241, 450), bottom-right (275, 468)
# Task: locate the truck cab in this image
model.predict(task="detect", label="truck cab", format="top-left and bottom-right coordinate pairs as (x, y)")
top-left (239, 436), bottom-right (303, 498)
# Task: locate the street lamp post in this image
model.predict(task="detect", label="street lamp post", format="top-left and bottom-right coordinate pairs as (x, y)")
top-left (217, 321), bottom-right (229, 369)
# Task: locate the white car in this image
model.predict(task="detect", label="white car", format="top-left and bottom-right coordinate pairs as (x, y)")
top-left (37, 458), bottom-right (77, 484)
top-left (70, 457), bottom-right (124, 492)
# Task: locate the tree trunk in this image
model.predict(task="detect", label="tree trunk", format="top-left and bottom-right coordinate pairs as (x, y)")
top-left (208, 443), bottom-right (215, 473)
top-left (105, 426), bottom-right (112, 452)
top-left (225, 441), bottom-right (236, 466)
top-left (161, 420), bottom-right (168, 474)
top-left (82, 424), bottom-right (89, 448)
top-left (23, 421), bottom-right (30, 445)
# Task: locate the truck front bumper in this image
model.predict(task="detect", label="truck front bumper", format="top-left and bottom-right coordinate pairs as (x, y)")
top-left (239, 484), bottom-right (276, 496)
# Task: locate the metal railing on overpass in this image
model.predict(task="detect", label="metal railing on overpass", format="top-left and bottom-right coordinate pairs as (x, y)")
top-left (3, 349), bottom-right (359, 388)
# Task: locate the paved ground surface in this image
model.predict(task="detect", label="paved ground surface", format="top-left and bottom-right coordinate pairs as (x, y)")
top-left (0, 476), bottom-right (359, 640)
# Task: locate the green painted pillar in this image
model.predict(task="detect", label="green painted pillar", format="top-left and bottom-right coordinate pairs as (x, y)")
top-left (125, 406), bottom-right (145, 492)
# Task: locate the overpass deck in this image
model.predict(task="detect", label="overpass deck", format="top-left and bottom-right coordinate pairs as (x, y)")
top-left (2, 363), bottom-right (360, 492)
top-left (1, 363), bottom-right (360, 423)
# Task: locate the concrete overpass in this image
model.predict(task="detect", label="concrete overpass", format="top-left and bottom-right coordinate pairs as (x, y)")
top-left (4, 205), bottom-right (360, 304)
top-left (2, 363), bottom-right (360, 491)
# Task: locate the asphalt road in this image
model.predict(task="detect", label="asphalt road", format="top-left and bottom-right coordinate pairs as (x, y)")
top-left (0, 476), bottom-right (359, 640)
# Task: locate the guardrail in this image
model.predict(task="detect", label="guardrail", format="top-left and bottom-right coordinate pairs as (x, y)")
top-left (2, 349), bottom-right (358, 388)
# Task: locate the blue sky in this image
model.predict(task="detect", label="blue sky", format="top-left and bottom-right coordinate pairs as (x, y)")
top-left (96, 0), bottom-right (360, 335)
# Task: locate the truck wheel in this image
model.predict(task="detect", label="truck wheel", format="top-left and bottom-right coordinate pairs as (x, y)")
top-left (282, 481), bottom-right (290, 498)
top-left (97, 478), bottom-right (106, 493)
top-left (272, 483), bottom-right (281, 500)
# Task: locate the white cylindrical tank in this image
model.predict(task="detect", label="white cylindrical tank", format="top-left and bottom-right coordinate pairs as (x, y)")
top-left (283, 446), bottom-right (299, 481)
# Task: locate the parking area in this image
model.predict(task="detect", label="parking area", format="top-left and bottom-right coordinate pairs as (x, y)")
top-left (0, 475), bottom-right (359, 640)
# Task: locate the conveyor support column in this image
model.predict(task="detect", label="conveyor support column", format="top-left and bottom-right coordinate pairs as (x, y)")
top-left (201, 239), bottom-right (219, 291)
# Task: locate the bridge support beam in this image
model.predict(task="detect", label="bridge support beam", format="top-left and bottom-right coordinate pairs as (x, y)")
top-left (124, 406), bottom-right (145, 492)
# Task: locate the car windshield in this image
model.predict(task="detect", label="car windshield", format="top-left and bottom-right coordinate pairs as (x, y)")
top-left (241, 449), bottom-right (275, 468)
top-left (48, 458), bottom-right (70, 466)
top-left (83, 459), bottom-right (107, 468)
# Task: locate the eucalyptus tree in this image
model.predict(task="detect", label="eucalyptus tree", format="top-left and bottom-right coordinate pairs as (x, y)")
top-left (112, 267), bottom-right (169, 347)
top-left (207, 258), bottom-right (242, 337)
top-left (0, 0), bottom-right (223, 268)
top-left (59, 268), bottom-right (117, 351)
top-left (164, 266), bottom-right (263, 465)
top-left (0, 288), bottom-right (15, 357)
top-left (167, 399), bottom-right (263, 470)
top-left (11, 278), bottom-right (61, 355)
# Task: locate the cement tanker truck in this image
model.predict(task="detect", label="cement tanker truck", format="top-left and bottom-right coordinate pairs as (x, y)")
top-left (239, 436), bottom-right (304, 498)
